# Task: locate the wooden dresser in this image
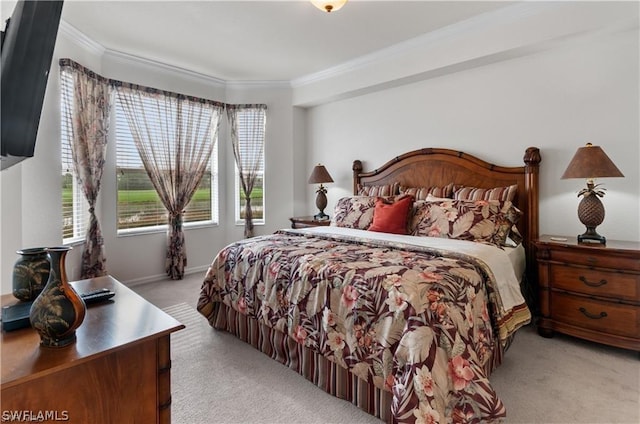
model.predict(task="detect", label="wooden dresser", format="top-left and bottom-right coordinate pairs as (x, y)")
top-left (534, 235), bottom-right (640, 351)
top-left (1, 275), bottom-right (185, 423)
top-left (289, 216), bottom-right (331, 229)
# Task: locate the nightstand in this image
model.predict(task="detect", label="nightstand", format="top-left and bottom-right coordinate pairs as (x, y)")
top-left (289, 216), bottom-right (331, 229)
top-left (534, 235), bottom-right (640, 351)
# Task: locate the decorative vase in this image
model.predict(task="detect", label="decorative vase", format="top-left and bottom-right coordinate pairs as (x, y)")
top-left (12, 248), bottom-right (50, 301)
top-left (29, 246), bottom-right (86, 348)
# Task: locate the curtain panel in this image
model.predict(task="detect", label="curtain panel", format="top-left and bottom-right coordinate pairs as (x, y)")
top-left (59, 59), bottom-right (270, 280)
top-left (59, 58), bottom-right (111, 278)
top-left (115, 84), bottom-right (223, 279)
top-left (227, 104), bottom-right (267, 238)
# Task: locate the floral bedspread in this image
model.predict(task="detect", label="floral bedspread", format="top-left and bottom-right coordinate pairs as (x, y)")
top-left (198, 230), bottom-right (526, 423)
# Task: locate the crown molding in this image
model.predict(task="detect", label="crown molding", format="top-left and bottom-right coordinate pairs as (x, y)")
top-left (102, 48), bottom-right (227, 88)
top-left (59, 20), bottom-right (106, 56)
top-left (61, 19), bottom-right (223, 86)
top-left (226, 80), bottom-right (292, 89)
top-left (291, 1), bottom-right (551, 88)
top-left (292, 1), bottom-right (639, 106)
top-left (58, 19), bottom-right (290, 90)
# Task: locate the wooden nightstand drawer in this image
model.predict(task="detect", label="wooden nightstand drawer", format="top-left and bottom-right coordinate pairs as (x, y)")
top-left (535, 235), bottom-right (640, 351)
top-left (550, 265), bottom-right (640, 302)
top-left (551, 292), bottom-right (639, 339)
top-left (548, 249), bottom-right (640, 272)
top-left (289, 216), bottom-right (331, 229)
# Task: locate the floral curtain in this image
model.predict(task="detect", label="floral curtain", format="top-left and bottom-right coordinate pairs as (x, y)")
top-left (59, 59), bottom-right (111, 278)
top-left (227, 104), bottom-right (267, 238)
top-left (115, 83), bottom-right (223, 279)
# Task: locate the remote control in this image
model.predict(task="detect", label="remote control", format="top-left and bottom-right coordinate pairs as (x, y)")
top-left (2, 301), bottom-right (33, 331)
top-left (80, 288), bottom-right (115, 305)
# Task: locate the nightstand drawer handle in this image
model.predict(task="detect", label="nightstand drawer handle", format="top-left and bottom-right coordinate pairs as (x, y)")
top-left (579, 276), bottom-right (607, 288)
top-left (578, 307), bottom-right (607, 320)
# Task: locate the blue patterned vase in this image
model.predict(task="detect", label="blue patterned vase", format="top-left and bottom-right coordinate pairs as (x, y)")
top-left (12, 247), bottom-right (50, 301)
top-left (29, 246), bottom-right (86, 348)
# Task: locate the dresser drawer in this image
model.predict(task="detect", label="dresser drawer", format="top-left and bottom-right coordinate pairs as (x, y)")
top-left (550, 265), bottom-right (640, 302)
top-left (551, 292), bottom-right (639, 339)
top-left (547, 249), bottom-right (640, 272)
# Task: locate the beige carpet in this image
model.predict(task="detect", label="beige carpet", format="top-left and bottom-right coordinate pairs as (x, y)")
top-left (164, 303), bottom-right (379, 424)
top-left (162, 303), bottom-right (639, 424)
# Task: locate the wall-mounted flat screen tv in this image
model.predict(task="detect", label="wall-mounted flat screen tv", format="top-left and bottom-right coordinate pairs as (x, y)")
top-left (1, 0), bottom-right (64, 170)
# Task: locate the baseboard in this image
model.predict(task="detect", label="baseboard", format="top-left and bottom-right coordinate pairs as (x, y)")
top-left (124, 265), bottom-right (209, 287)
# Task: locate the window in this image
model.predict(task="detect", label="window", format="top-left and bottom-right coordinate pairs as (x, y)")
top-left (115, 96), bottom-right (218, 233)
top-left (60, 69), bottom-right (89, 243)
top-left (233, 107), bottom-right (266, 224)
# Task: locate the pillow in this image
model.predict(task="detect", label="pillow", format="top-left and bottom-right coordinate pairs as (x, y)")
top-left (425, 193), bottom-right (451, 202)
top-left (369, 196), bottom-right (414, 234)
top-left (453, 184), bottom-right (518, 203)
top-left (502, 203), bottom-right (523, 245)
top-left (410, 199), bottom-right (522, 247)
top-left (331, 196), bottom-right (378, 230)
top-left (357, 182), bottom-right (399, 197)
top-left (400, 182), bottom-right (454, 200)
top-left (368, 195), bottom-right (414, 235)
top-left (408, 200), bottom-right (431, 235)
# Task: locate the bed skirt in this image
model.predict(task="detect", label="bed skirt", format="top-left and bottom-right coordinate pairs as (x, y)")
top-left (205, 301), bottom-right (510, 423)
top-left (210, 302), bottom-right (394, 422)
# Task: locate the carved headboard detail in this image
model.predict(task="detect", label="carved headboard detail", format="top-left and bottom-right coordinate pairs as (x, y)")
top-left (353, 147), bottom-right (542, 282)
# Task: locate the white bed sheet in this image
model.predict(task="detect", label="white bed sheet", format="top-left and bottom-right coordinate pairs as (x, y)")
top-left (290, 226), bottom-right (527, 312)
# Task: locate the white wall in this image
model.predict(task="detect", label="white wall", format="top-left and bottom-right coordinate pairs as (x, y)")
top-left (301, 3), bottom-right (639, 243)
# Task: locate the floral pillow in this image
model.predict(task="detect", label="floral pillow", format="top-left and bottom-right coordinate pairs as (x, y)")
top-left (400, 182), bottom-right (454, 200)
top-left (410, 199), bottom-right (522, 247)
top-left (357, 182), bottom-right (399, 197)
top-left (331, 196), bottom-right (378, 229)
top-left (454, 184), bottom-right (518, 203)
top-left (502, 205), bottom-right (523, 245)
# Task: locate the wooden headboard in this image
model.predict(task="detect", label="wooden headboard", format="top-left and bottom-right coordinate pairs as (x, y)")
top-left (353, 147), bottom-right (542, 278)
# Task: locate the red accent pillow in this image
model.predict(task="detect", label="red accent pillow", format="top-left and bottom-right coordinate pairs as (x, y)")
top-left (368, 195), bottom-right (414, 235)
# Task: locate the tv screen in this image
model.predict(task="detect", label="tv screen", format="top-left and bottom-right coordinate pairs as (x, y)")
top-left (1, 0), bottom-right (64, 170)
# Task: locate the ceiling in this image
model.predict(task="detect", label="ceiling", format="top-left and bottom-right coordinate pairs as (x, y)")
top-left (52, 0), bottom-right (515, 82)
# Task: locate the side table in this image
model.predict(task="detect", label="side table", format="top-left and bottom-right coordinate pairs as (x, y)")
top-left (289, 216), bottom-right (331, 229)
top-left (534, 235), bottom-right (639, 351)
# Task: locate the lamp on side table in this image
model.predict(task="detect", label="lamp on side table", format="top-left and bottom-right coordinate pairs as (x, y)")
top-left (561, 143), bottom-right (624, 244)
top-left (308, 164), bottom-right (334, 221)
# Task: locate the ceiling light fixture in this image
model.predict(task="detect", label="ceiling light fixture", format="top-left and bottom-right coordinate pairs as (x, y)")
top-left (311, 1), bottom-right (347, 13)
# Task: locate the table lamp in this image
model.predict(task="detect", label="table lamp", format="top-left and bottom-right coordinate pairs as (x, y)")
top-left (561, 143), bottom-right (624, 244)
top-left (308, 164), bottom-right (334, 220)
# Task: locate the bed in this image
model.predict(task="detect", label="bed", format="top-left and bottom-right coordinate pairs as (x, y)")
top-left (197, 147), bottom-right (541, 423)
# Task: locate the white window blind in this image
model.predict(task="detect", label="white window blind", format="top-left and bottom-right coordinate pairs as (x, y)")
top-left (60, 69), bottom-right (89, 243)
top-left (115, 96), bottom-right (218, 233)
top-left (235, 107), bottom-right (266, 223)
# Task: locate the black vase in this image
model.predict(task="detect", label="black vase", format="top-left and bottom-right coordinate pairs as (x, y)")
top-left (29, 246), bottom-right (86, 348)
top-left (12, 247), bottom-right (50, 301)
